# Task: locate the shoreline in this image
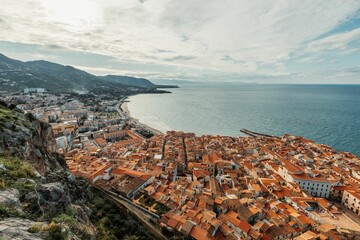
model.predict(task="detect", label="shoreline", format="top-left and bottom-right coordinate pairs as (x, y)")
top-left (118, 97), bottom-right (164, 136)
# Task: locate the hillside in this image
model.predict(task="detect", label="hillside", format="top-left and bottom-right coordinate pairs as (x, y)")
top-left (0, 103), bottom-right (156, 240)
top-left (103, 75), bottom-right (156, 88)
top-left (0, 53), bottom-right (169, 94)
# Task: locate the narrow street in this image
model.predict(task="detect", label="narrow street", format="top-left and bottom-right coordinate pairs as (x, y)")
top-left (333, 201), bottom-right (360, 225)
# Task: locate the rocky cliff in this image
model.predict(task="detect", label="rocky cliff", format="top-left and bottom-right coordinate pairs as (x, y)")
top-left (0, 102), bottom-right (157, 240)
top-left (0, 102), bottom-right (96, 240)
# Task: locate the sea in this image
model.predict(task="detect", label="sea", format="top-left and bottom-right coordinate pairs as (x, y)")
top-left (127, 83), bottom-right (360, 156)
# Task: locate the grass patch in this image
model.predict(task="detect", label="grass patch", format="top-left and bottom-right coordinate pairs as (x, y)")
top-left (98, 111), bottom-right (120, 118)
top-left (139, 195), bottom-right (156, 207)
top-left (0, 105), bottom-right (19, 123)
top-left (0, 155), bottom-right (37, 189)
top-left (154, 203), bottom-right (170, 216)
top-left (45, 223), bottom-right (66, 240)
top-left (52, 206), bottom-right (77, 225)
top-left (11, 179), bottom-right (36, 199)
top-left (28, 224), bottom-right (43, 233)
top-left (0, 205), bottom-right (26, 220)
top-left (53, 214), bottom-right (76, 225)
top-left (138, 194), bottom-right (169, 215)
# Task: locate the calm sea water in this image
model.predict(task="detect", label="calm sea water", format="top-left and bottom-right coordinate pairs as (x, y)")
top-left (128, 84), bottom-right (360, 155)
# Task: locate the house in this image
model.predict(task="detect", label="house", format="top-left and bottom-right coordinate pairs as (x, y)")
top-left (342, 190), bottom-right (360, 215)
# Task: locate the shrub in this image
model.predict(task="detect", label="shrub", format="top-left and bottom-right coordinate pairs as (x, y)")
top-left (154, 203), bottom-right (170, 215)
top-left (53, 214), bottom-right (76, 224)
top-left (28, 224), bottom-right (43, 233)
top-left (45, 224), bottom-right (66, 240)
top-left (0, 205), bottom-right (25, 220)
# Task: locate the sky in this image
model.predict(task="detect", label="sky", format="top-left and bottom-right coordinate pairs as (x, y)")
top-left (0, 0), bottom-right (360, 84)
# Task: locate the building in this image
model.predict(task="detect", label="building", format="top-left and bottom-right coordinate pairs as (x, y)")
top-left (279, 162), bottom-right (332, 198)
top-left (24, 88), bottom-right (46, 94)
top-left (342, 190), bottom-right (360, 215)
top-left (110, 167), bottom-right (154, 198)
top-left (56, 136), bottom-right (67, 149)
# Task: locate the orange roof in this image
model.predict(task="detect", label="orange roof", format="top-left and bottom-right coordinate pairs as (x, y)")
top-left (95, 137), bottom-right (107, 146)
top-left (189, 226), bottom-right (213, 240)
top-left (90, 164), bottom-right (112, 179)
top-left (291, 173), bottom-right (332, 182)
top-left (238, 220), bottom-right (251, 234)
top-left (111, 167), bottom-right (153, 181)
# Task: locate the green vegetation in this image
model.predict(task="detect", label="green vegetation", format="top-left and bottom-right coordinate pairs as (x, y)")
top-left (136, 129), bottom-right (154, 138)
top-left (89, 189), bottom-right (157, 240)
top-left (0, 105), bottom-right (19, 121)
top-left (112, 136), bottom-right (128, 142)
top-left (138, 194), bottom-right (169, 215)
top-left (11, 179), bottom-right (36, 198)
top-left (139, 195), bottom-right (156, 207)
top-left (27, 206), bottom-right (78, 239)
top-left (99, 111), bottom-right (120, 118)
top-left (0, 53), bottom-right (170, 95)
top-left (27, 224), bottom-right (43, 233)
top-left (154, 203), bottom-right (170, 216)
top-left (0, 205), bottom-right (26, 220)
top-left (45, 223), bottom-right (66, 240)
top-left (0, 105), bottom-right (20, 131)
top-left (52, 206), bottom-right (77, 225)
top-left (53, 213), bottom-right (76, 225)
top-left (0, 154), bottom-right (42, 220)
top-left (0, 154), bottom-right (37, 189)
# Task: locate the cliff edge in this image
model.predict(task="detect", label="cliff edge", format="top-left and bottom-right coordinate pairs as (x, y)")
top-left (0, 102), bottom-right (96, 240)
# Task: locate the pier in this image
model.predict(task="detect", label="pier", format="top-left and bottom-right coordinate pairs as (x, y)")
top-left (240, 128), bottom-right (281, 139)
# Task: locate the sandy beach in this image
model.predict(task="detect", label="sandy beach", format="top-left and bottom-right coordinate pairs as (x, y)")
top-left (118, 98), bottom-right (163, 136)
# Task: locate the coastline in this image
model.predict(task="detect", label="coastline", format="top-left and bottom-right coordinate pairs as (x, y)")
top-left (118, 97), bottom-right (164, 136)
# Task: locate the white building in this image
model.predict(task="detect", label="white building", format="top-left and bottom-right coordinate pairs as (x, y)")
top-left (24, 88), bottom-right (46, 94)
top-left (291, 176), bottom-right (332, 198)
top-left (279, 162), bottom-right (332, 198)
top-left (56, 136), bottom-right (67, 149)
top-left (342, 190), bottom-right (360, 215)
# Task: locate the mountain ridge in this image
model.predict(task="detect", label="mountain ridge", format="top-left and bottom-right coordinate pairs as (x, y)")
top-left (0, 53), bottom-right (172, 93)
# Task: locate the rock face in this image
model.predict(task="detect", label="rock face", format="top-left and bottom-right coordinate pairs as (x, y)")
top-left (0, 188), bottom-right (22, 211)
top-left (0, 218), bottom-right (45, 240)
top-left (0, 104), bottom-right (96, 239)
top-left (36, 182), bottom-right (70, 216)
top-left (0, 105), bottom-right (61, 175)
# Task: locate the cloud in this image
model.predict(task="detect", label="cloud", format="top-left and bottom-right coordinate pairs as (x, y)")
top-left (307, 28), bottom-right (360, 52)
top-left (295, 56), bottom-right (323, 64)
top-left (164, 56), bottom-right (196, 61)
top-left (0, 0), bottom-right (360, 83)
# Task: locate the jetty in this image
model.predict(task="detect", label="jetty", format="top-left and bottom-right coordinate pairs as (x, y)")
top-left (240, 128), bottom-right (281, 139)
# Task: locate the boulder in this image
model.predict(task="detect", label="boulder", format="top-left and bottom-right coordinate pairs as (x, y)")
top-left (36, 182), bottom-right (70, 216)
top-left (0, 163), bottom-right (6, 170)
top-left (0, 188), bottom-right (22, 211)
top-left (0, 218), bottom-right (45, 240)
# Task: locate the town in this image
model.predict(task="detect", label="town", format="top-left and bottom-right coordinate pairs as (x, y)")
top-left (2, 89), bottom-right (360, 240)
